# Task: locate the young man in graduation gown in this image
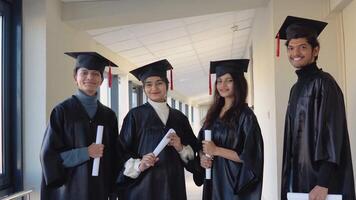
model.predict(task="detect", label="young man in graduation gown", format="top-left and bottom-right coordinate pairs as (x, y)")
top-left (277, 16), bottom-right (356, 200)
top-left (116, 59), bottom-right (201, 200)
top-left (40, 52), bottom-right (125, 200)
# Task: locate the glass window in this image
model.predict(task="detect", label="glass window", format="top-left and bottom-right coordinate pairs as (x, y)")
top-left (178, 101), bottom-right (182, 112)
top-left (171, 98), bottom-right (176, 108)
top-left (129, 81), bottom-right (143, 109)
top-left (110, 75), bottom-right (119, 117)
top-left (191, 106), bottom-right (194, 123)
top-left (185, 104), bottom-right (189, 118)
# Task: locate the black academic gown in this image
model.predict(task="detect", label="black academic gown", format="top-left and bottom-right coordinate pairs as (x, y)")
top-left (117, 103), bottom-right (200, 200)
top-left (281, 63), bottom-right (355, 200)
top-left (198, 105), bottom-right (264, 200)
top-left (40, 96), bottom-right (124, 200)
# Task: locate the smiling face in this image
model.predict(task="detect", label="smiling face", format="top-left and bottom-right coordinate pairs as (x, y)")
top-left (143, 76), bottom-right (167, 102)
top-left (74, 68), bottom-right (103, 96)
top-left (287, 37), bottom-right (319, 69)
top-left (216, 73), bottom-right (234, 99)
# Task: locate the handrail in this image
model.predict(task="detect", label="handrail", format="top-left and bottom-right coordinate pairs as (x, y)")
top-left (0, 189), bottom-right (33, 200)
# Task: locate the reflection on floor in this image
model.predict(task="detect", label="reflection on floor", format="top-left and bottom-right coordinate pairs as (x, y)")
top-left (185, 170), bottom-right (203, 200)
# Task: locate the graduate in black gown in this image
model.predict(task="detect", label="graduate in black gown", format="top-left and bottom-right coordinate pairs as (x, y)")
top-left (277, 16), bottom-right (356, 200)
top-left (197, 59), bottom-right (264, 200)
top-left (117, 59), bottom-right (200, 200)
top-left (40, 52), bottom-right (125, 200)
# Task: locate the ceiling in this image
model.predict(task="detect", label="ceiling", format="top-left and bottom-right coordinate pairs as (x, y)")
top-left (86, 9), bottom-right (255, 101)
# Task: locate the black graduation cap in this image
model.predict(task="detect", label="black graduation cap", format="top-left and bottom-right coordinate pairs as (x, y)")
top-left (209, 59), bottom-right (249, 95)
top-left (275, 16), bottom-right (328, 57)
top-left (65, 52), bottom-right (118, 87)
top-left (130, 59), bottom-right (174, 90)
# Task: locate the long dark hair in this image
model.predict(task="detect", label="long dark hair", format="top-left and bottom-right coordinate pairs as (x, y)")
top-left (204, 73), bottom-right (248, 129)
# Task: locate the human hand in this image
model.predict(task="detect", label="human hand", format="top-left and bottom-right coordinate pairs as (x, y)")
top-left (88, 143), bottom-right (104, 158)
top-left (200, 153), bottom-right (213, 169)
top-left (138, 153), bottom-right (159, 172)
top-left (309, 185), bottom-right (328, 200)
top-left (202, 140), bottom-right (217, 156)
top-left (167, 132), bottom-right (183, 152)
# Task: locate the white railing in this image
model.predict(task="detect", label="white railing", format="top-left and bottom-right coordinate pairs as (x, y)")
top-left (0, 189), bottom-right (33, 200)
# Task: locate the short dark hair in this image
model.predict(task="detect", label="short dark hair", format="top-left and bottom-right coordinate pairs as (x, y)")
top-left (285, 35), bottom-right (320, 60)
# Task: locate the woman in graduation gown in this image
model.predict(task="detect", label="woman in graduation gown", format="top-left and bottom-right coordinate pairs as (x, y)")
top-left (117, 59), bottom-right (201, 200)
top-left (198, 59), bottom-right (264, 200)
top-left (40, 52), bottom-right (125, 200)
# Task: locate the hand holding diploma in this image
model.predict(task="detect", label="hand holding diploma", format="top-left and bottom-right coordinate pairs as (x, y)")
top-left (167, 131), bottom-right (183, 152)
top-left (153, 128), bottom-right (175, 156)
top-left (138, 153), bottom-right (159, 172)
top-left (203, 130), bottom-right (213, 179)
top-left (92, 125), bottom-right (104, 176)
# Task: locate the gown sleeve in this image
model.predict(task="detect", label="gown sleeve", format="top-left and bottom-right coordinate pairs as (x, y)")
top-left (177, 115), bottom-right (205, 185)
top-left (314, 78), bottom-right (346, 165)
top-left (116, 112), bottom-right (143, 186)
top-left (60, 147), bottom-right (89, 168)
top-left (234, 112), bottom-right (264, 194)
top-left (40, 107), bottom-right (68, 188)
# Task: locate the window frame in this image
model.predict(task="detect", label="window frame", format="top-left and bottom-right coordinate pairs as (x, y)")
top-left (0, 0), bottom-right (23, 195)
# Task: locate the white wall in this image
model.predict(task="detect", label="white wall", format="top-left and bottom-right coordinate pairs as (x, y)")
top-left (250, 2), bottom-right (278, 199)
top-left (23, 0), bottom-right (46, 199)
top-left (343, 0), bottom-right (356, 183)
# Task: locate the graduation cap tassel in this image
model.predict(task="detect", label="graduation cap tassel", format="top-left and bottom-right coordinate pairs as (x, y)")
top-left (108, 66), bottom-right (112, 88)
top-left (209, 73), bottom-right (212, 95)
top-left (276, 33), bottom-right (280, 58)
top-left (170, 69), bottom-right (173, 90)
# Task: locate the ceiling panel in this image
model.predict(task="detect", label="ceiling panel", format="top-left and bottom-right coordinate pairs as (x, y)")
top-left (87, 9), bottom-right (256, 101)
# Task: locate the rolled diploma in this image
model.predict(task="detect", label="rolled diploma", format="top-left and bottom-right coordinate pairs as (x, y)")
top-left (153, 128), bottom-right (175, 156)
top-left (287, 192), bottom-right (342, 200)
top-left (92, 125), bottom-right (104, 176)
top-left (204, 130), bottom-right (212, 179)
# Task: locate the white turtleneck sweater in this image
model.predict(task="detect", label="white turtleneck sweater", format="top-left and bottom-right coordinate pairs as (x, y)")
top-left (123, 99), bottom-right (194, 179)
top-left (147, 98), bottom-right (169, 125)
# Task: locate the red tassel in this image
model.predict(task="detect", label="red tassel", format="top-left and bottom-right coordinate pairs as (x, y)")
top-left (170, 69), bottom-right (173, 90)
top-left (108, 66), bottom-right (112, 88)
top-left (209, 73), bottom-right (212, 95)
top-left (276, 33), bottom-right (280, 58)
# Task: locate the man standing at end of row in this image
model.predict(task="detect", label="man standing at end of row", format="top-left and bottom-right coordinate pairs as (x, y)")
top-left (278, 16), bottom-right (355, 200)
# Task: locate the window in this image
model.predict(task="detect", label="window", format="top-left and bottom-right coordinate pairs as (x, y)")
top-left (110, 75), bottom-right (119, 117)
top-left (178, 101), bottom-right (182, 112)
top-left (129, 81), bottom-right (143, 109)
top-left (185, 104), bottom-right (189, 118)
top-left (191, 106), bottom-right (194, 123)
top-left (171, 98), bottom-right (176, 108)
top-left (0, 0), bottom-right (23, 195)
top-left (0, 14), bottom-right (3, 175)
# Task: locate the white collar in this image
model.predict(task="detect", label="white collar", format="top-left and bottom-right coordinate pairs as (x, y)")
top-left (148, 98), bottom-right (168, 110)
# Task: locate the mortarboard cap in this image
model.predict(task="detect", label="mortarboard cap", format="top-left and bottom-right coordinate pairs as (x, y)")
top-left (276, 16), bottom-right (328, 40)
top-left (275, 16), bottom-right (327, 57)
top-left (130, 59), bottom-right (174, 90)
top-left (209, 59), bottom-right (249, 95)
top-left (210, 59), bottom-right (249, 77)
top-left (65, 52), bottom-right (118, 87)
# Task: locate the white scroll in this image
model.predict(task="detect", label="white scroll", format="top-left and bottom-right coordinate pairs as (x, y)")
top-left (287, 193), bottom-right (342, 200)
top-left (91, 125), bottom-right (104, 176)
top-left (153, 128), bottom-right (175, 156)
top-left (204, 130), bottom-right (212, 180)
